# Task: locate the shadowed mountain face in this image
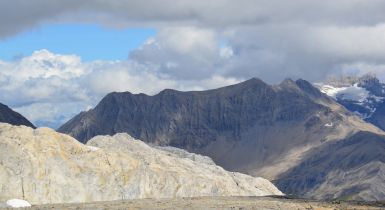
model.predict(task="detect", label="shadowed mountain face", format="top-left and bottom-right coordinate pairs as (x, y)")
top-left (276, 131), bottom-right (385, 201)
top-left (59, 78), bottom-right (328, 145)
top-left (0, 103), bottom-right (35, 128)
top-left (59, 78), bottom-right (385, 201)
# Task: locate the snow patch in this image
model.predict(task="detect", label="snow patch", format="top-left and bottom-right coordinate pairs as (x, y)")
top-left (372, 95), bottom-right (384, 103)
top-left (319, 84), bottom-right (369, 102)
top-left (318, 84), bottom-right (347, 98)
top-left (317, 77), bottom-right (385, 121)
top-left (6, 199), bottom-right (31, 208)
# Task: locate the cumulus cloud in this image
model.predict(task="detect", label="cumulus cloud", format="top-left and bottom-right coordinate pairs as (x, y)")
top-left (216, 23), bottom-right (385, 82)
top-left (130, 27), bottom-right (230, 79)
top-left (129, 23), bottom-right (385, 84)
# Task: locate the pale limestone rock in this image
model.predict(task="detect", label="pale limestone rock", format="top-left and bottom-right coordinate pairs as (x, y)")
top-left (0, 123), bottom-right (282, 205)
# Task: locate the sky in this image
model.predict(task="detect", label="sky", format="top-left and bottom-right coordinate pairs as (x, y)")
top-left (1, 0), bottom-right (385, 128)
top-left (0, 24), bottom-right (156, 61)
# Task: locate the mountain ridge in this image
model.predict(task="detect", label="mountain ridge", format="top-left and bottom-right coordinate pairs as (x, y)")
top-left (58, 77), bottom-right (385, 201)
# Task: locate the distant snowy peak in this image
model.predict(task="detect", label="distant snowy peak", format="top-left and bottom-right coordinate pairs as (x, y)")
top-left (318, 83), bottom-right (370, 102)
top-left (316, 74), bottom-right (385, 120)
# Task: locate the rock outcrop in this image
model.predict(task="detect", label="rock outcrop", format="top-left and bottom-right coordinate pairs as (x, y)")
top-left (0, 103), bottom-right (34, 128)
top-left (58, 78), bottom-right (385, 201)
top-left (0, 123), bottom-right (282, 205)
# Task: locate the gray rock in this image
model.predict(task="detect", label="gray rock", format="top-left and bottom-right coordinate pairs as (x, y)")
top-left (155, 146), bottom-right (216, 165)
top-left (0, 102), bottom-right (35, 128)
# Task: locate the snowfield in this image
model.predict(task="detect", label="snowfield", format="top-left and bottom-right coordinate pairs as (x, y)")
top-left (6, 199), bottom-right (31, 208)
top-left (318, 83), bottom-right (369, 102)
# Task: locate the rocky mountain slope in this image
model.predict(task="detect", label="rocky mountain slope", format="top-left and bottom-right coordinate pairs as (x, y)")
top-left (276, 131), bottom-right (385, 201)
top-left (58, 78), bottom-right (385, 201)
top-left (0, 102), bottom-right (34, 128)
top-left (317, 74), bottom-right (385, 131)
top-left (0, 123), bottom-right (281, 205)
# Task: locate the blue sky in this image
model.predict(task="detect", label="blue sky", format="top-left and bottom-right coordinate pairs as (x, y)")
top-left (0, 24), bottom-right (156, 61)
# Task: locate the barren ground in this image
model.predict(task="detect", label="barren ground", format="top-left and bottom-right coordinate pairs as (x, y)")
top-left (3, 196), bottom-right (385, 210)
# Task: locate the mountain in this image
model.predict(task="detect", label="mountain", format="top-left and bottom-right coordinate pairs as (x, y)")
top-left (0, 123), bottom-right (281, 205)
top-left (276, 131), bottom-right (385, 201)
top-left (317, 74), bottom-right (385, 131)
top-left (0, 102), bottom-right (35, 128)
top-left (58, 78), bottom-right (385, 201)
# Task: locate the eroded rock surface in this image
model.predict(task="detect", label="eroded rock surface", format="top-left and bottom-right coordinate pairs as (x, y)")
top-left (0, 123), bottom-right (281, 205)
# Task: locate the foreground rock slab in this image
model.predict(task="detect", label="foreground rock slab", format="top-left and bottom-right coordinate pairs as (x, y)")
top-left (0, 123), bottom-right (281, 205)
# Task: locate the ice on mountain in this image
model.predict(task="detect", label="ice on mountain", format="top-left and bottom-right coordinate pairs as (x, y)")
top-left (319, 83), bottom-right (369, 102)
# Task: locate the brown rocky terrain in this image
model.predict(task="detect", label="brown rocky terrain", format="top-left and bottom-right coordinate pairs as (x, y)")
top-left (4, 196), bottom-right (385, 210)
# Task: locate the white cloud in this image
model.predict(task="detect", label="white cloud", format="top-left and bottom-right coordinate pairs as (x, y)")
top-left (86, 61), bottom-right (179, 94)
top-left (14, 102), bottom-right (86, 129)
top-left (157, 27), bottom-right (217, 54)
top-left (303, 24), bottom-right (385, 60)
top-left (340, 63), bottom-right (385, 81)
top-left (130, 27), bottom-right (225, 79)
top-left (217, 22), bottom-right (385, 83)
top-left (220, 46), bottom-right (234, 59)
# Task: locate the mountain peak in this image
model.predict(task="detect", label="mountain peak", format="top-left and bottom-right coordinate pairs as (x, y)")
top-left (0, 102), bottom-right (35, 128)
top-left (358, 74), bottom-right (383, 96)
top-left (279, 78), bottom-right (297, 87)
top-left (238, 77), bottom-right (268, 87)
top-left (295, 79), bottom-right (324, 98)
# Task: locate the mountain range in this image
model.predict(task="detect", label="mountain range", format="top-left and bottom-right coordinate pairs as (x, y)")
top-left (58, 77), bottom-right (385, 201)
